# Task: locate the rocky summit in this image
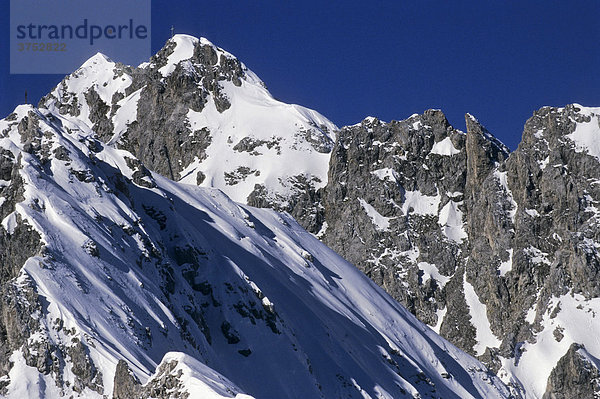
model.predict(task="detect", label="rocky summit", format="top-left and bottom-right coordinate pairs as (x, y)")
top-left (0, 34), bottom-right (599, 398)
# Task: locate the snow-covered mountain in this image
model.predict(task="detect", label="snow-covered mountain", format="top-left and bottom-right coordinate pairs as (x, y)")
top-left (40, 34), bottom-right (337, 231)
top-left (4, 32), bottom-right (599, 398)
top-left (0, 104), bottom-right (509, 398)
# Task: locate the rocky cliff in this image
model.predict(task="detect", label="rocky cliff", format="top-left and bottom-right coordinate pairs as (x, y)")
top-left (319, 104), bottom-right (600, 398)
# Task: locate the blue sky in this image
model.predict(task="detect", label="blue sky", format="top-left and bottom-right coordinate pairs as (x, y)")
top-left (1, 1), bottom-right (599, 149)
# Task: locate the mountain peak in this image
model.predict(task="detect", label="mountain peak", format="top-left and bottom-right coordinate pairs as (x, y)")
top-left (156, 34), bottom-right (238, 77)
top-left (170, 33), bottom-right (200, 42)
top-left (465, 112), bottom-right (510, 154)
top-left (521, 103), bottom-right (600, 163)
top-left (570, 103), bottom-right (600, 116)
top-left (158, 34), bottom-right (200, 76)
top-left (37, 32), bottom-right (337, 229)
top-left (168, 34), bottom-right (218, 51)
top-left (79, 52), bottom-right (114, 70)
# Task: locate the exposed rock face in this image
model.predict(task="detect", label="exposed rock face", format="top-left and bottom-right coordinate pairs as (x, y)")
top-left (113, 360), bottom-right (142, 399)
top-left (69, 339), bottom-right (104, 394)
top-left (321, 111), bottom-right (468, 327)
top-left (543, 344), bottom-right (600, 399)
top-left (112, 40), bottom-right (229, 180)
top-left (0, 276), bottom-right (41, 384)
top-left (142, 360), bottom-right (189, 399)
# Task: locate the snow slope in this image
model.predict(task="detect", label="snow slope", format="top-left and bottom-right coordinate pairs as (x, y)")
top-left (0, 105), bottom-right (509, 398)
top-left (566, 104), bottom-right (600, 161)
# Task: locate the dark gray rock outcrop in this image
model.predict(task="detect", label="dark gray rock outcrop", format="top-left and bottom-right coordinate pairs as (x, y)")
top-left (543, 344), bottom-right (600, 399)
top-left (113, 360), bottom-right (143, 399)
top-left (321, 111), bottom-right (468, 327)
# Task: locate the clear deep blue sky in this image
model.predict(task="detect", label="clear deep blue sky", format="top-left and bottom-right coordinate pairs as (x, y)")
top-left (1, 1), bottom-right (599, 150)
